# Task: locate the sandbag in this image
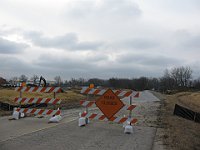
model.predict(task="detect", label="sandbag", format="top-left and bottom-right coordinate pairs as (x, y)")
top-left (79, 117), bottom-right (86, 126)
top-left (12, 108), bottom-right (19, 120)
top-left (20, 112), bottom-right (25, 118)
top-left (49, 115), bottom-right (62, 123)
top-left (124, 125), bottom-right (133, 134)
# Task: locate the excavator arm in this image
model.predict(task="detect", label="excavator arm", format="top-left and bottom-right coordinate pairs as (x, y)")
top-left (38, 76), bottom-right (46, 87)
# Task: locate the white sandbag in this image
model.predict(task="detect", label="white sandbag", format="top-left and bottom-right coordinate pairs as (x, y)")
top-left (124, 125), bottom-right (133, 134)
top-left (79, 117), bottom-right (86, 126)
top-left (20, 112), bottom-right (25, 118)
top-left (12, 108), bottom-right (19, 120)
top-left (49, 115), bottom-right (62, 123)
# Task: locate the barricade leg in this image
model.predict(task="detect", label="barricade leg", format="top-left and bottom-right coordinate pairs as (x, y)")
top-left (78, 112), bottom-right (86, 126)
top-left (124, 96), bottom-right (133, 134)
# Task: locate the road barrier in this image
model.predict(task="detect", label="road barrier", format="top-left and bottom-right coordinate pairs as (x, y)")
top-left (15, 87), bottom-right (62, 93)
top-left (81, 87), bottom-right (140, 98)
top-left (14, 97), bottom-right (62, 104)
top-left (13, 87), bottom-right (62, 119)
top-left (79, 88), bottom-right (139, 133)
top-left (80, 112), bottom-right (138, 124)
top-left (16, 108), bottom-right (61, 116)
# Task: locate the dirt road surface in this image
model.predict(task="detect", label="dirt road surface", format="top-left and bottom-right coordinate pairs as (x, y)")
top-left (0, 91), bottom-right (163, 150)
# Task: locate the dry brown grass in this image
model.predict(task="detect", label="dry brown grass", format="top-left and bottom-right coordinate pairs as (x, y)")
top-left (160, 92), bottom-right (200, 150)
top-left (177, 92), bottom-right (200, 113)
top-left (0, 88), bottom-right (86, 113)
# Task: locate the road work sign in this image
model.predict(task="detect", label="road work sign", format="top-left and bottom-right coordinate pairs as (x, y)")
top-left (95, 89), bottom-right (125, 119)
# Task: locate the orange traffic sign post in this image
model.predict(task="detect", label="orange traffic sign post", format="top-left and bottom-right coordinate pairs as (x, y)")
top-left (95, 89), bottom-right (125, 119)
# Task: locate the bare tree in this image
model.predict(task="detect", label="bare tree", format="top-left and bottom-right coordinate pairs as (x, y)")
top-left (160, 69), bottom-right (176, 91)
top-left (193, 77), bottom-right (200, 89)
top-left (19, 74), bottom-right (28, 82)
top-left (10, 76), bottom-right (18, 85)
top-left (183, 66), bottom-right (192, 87)
top-left (171, 66), bottom-right (192, 88)
top-left (31, 75), bottom-right (39, 84)
top-left (54, 76), bottom-right (62, 86)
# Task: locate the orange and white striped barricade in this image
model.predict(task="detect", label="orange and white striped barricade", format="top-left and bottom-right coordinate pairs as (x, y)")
top-left (79, 100), bottom-right (137, 122)
top-left (81, 87), bottom-right (140, 98)
top-left (80, 112), bottom-right (138, 124)
top-left (79, 88), bottom-right (139, 134)
top-left (13, 87), bottom-right (62, 122)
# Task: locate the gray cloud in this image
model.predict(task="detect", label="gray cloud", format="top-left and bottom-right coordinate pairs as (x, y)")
top-left (183, 35), bottom-right (200, 49)
top-left (0, 37), bottom-right (28, 54)
top-left (34, 53), bottom-right (109, 70)
top-left (66, 0), bottom-right (141, 19)
top-left (0, 26), bottom-right (22, 36)
top-left (1, 1), bottom-right (200, 80)
top-left (0, 55), bottom-right (36, 79)
top-left (35, 55), bottom-right (93, 70)
top-left (190, 62), bottom-right (200, 78)
top-left (33, 53), bottom-right (183, 79)
top-left (117, 54), bottom-right (183, 67)
top-left (116, 38), bottom-right (159, 49)
top-left (0, 51), bottom-right (198, 80)
top-left (171, 31), bottom-right (200, 52)
top-left (33, 54), bottom-right (161, 79)
top-left (24, 31), bottom-right (103, 50)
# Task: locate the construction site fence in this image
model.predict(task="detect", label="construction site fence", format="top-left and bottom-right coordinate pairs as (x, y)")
top-left (0, 102), bottom-right (47, 111)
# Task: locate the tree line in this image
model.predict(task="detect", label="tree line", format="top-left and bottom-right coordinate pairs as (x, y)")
top-left (65, 66), bottom-right (199, 92)
top-left (4, 66), bottom-right (200, 92)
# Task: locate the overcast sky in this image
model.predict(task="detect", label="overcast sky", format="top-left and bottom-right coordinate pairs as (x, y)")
top-left (0, 0), bottom-right (200, 80)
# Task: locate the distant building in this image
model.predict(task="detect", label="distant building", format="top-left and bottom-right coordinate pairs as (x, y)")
top-left (47, 81), bottom-right (56, 86)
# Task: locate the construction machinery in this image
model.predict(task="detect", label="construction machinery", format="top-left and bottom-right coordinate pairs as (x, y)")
top-left (38, 76), bottom-right (46, 87)
top-left (26, 76), bottom-right (46, 87)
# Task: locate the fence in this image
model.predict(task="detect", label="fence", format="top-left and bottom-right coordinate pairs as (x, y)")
top-left (0, 102), bottom-right (47, 111)
top-left (174, 104), bottom-right (200, 123)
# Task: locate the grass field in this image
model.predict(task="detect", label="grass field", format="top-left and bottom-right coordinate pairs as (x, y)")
top-left (0, 88), bottom-right (86, 116)
top-left (176, 92), bottom-right (200, 112)
top-left (160, 91), bottom-right (200, 150)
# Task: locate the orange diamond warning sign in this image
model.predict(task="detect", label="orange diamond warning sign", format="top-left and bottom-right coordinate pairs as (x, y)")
top-left (95, 89), bottom-right (125, 119)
